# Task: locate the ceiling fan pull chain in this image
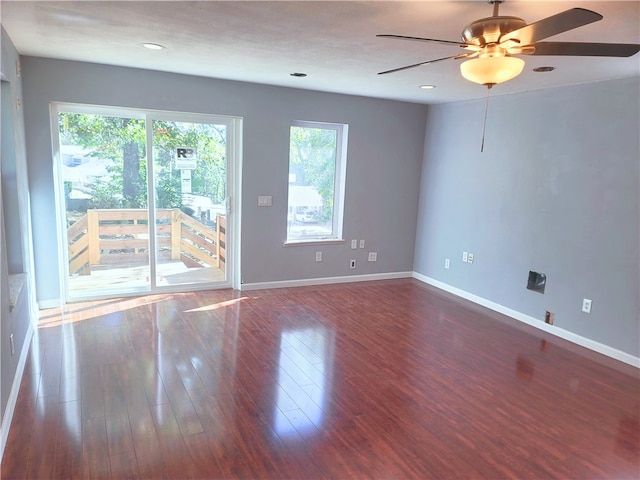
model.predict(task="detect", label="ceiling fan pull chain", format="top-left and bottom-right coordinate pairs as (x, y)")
top-left (480, 84), bottom-right (493, 153)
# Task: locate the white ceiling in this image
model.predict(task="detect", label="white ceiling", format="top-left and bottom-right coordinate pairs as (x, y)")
top-left (2, 0), bottom-right (639, 104)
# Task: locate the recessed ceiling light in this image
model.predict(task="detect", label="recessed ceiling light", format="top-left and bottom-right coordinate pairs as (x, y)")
top-left (533, 66), bottom-right (555, 73)
top-left (142, 43), bottom-right (165, 50)
top-left (290, 72), bottom-right (307, 77)
top-left (420, 84), bottom-right (436, 89)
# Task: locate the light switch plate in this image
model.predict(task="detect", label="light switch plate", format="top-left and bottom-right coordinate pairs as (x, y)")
top-left (258, 195), bottom-right (272, 207)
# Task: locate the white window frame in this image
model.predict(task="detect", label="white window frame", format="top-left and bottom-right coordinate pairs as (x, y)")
top-left (285, 120), bottom-right (348, 245)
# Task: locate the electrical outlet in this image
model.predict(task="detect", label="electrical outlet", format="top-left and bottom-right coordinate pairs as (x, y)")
top-left (10, 333), bottom-right (15, 356)
top-left (349, 259), bottom-right (356, 269)
top-left (462, 251), bottom-right (468, 262)
top-left (545, 311), bottom-right (554, 325)
top-left (359, 239), bottom-right (365, 249)
top-left (582, 298), bottom-right (592, 313)
top-left (445, 258), bottom-right (450, 269)
top-left (368, 252), bottom-right (377, 262)
top-left (467, 253), bottom-right (474, 264)
top-left (351, 239), bottom-right (357, 249)
top-left (315, 252), bottom-right (322, 262)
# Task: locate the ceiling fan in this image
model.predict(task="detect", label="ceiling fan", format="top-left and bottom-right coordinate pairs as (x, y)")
top-left (377, 0), bottom-right (640, 88)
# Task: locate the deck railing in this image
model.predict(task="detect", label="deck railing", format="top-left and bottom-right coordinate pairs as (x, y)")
top-left (67, 208), bottom-right (225, 275)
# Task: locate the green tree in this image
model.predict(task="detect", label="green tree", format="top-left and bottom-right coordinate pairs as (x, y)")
top-left (151, 121), bottom-right (227, 208)
top-left (60, 113), bottom-right (147, 208)
top-left (59, 114), bottom-right (227, 211)
top-left (289, 126), bottom-right (337, 221)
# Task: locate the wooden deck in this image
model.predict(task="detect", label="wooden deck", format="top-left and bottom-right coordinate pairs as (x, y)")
top-left (68, 261), bottom-right (225, 293)
top-left (68, 208), bottom-right (226, 277)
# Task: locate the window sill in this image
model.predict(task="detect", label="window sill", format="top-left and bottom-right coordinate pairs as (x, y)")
top-left (284, 238), bottom-right (345, 247)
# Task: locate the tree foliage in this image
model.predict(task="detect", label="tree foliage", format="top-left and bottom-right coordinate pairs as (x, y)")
top-left (152, 121), bottom-right (227, 208)
top-left (289, 126), bottom-right (337, 221)
top-left (59, 113), bottom-right (227, 211)
top-left (60, 114), bottom-right (146, 208)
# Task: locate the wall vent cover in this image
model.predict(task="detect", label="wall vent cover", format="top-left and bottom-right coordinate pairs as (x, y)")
top-left (527, 271), bottom-right (546, 294)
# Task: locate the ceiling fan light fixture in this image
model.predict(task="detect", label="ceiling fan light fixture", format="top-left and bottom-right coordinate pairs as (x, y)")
top-left (460, 56), bottom-right (525, 86)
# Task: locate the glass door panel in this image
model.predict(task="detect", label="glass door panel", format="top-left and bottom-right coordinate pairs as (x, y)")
top-left (58, 111), bottom-right (150, 299)
top-left (152, 119), bottom-right (228, 288)
top-left (55, 105), bottom-right (236, 302)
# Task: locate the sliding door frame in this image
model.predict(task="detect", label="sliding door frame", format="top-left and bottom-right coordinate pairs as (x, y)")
top-left (51, 102), bottom-right (242, 303)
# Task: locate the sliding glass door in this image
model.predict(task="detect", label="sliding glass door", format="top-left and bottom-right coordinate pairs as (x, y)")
top-left (151, 117), bottom-right (228, 288)
top-left (53, 104), bottom-right (238, 301)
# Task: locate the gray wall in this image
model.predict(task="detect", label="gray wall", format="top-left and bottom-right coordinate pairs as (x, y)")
top-left (0, 165), bottom-right (8, 422)
top-left (414, 77), bottom-right (640, 357)
top-left (20, 57), bottom-right (427, 303)
top-left (1, 27), bottom-right (34, 426)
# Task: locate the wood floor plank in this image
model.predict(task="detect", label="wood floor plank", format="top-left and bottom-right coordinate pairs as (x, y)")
top-left (182, 431), bottom-right (226, 479)
top-left (25, 395), bottom-right (60, 479)
top-left (108, 451), bottom-right (140, 480)
top-left (54, 399), bottom-right (83, 479)
top-left (1, 279), bottom-right (638, 479)
top-left (82, 416), bottom-right (110, 479)
top-left (0, 362), bottom-right (40, 479)
top-left (155, 353), bottom-right (204, 437)
top-left (80, 364), bottom-right (105, 421)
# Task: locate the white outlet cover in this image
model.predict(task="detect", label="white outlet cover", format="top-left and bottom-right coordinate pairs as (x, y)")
top-left (351, 239), bottom-right (357, 249)
top-left (462, 251), bottom-right (468, 262)
top-left (368, 252), bottom-right (377, 262)
top-left (467, 253), bottom-right (474, 264)
top-left (359, 240), bottom-right (365, 249)
top-left (582, 298), bottom-right (592, 313)
top-left (350, 259), bottom-right (356, 269)
top-left (315, 252), bottom-right (322, 262)
top-left (445, 258), bottom-right (450, 269)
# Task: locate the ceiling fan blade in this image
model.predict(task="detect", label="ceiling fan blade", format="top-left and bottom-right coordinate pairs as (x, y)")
top-left (377, 34), bottom-right (466, 48)
top-left (526, 42), bottom-right (640, 57)
top-left (501, 8), bottom-right (603, 46)
top-left (377, 53), bottom-right (472, 75)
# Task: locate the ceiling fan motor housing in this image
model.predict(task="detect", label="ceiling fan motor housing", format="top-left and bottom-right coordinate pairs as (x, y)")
top-left (462, 16), bottom-right (526, 47)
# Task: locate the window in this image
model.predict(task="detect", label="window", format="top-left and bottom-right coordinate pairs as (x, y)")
top-left (286, 121), bottom-right (347, 243)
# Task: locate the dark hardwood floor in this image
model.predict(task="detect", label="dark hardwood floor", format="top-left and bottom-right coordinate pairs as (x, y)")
top-left (1, 279), bottom-right (638, 479)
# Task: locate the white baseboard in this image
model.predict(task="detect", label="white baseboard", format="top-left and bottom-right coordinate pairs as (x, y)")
top-left (241, 271), bottom-right (413, 291)
top-left (0, 319), bottom-right (34, 462)
top-left (412, 272), bottom-right (639, 368)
